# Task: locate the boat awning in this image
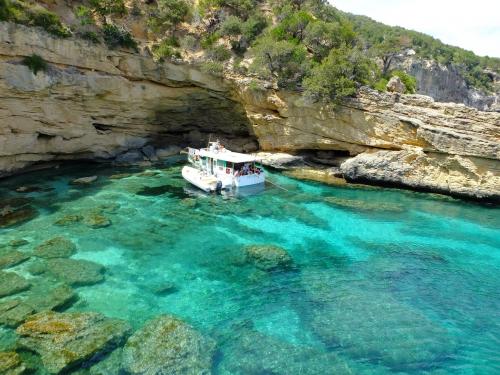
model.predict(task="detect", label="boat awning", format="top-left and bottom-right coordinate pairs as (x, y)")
top-left (198, 149), bottom-right (259, 163)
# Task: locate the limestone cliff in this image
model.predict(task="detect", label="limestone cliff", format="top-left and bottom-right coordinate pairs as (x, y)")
top-left (393, 56), bottom-right (500, 112)
top-left (1, 22), bottom-right (499, 201)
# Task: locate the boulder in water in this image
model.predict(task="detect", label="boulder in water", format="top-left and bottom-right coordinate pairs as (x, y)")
top-left (123, 315), bottom-right (216, 375)
top-left (0, 351), bottom-right (26, 375)
top-left (0, 299), bottom-right (34, 328)
top-left (0, 198), bottom-right (38, 228)
top-left (9, 239), bottom-right (29, 248)
top-left (16, 311), bottom-right (131, 374)
top-left (38, 259), bottom-right (105, 286)
top-left (34, 237), bottom-right (77, 258)
top-left (0, 250), bottom-right (30, 269)
top-left (83, 213), bottom-right (111, 228)
top-left (25, 283), bottom-right (77, 312)
top-left (0, 272), bottom-right (30, 297)
top-left (244, 244), bottom-right (294, 271)
top-left (70, 176), bottom-right (98, 185)
top-left (54, 214), bottom-right (83, 226)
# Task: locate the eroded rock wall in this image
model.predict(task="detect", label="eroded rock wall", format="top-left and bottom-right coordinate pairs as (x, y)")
top-left (1, 22), bottom-right (499, 201)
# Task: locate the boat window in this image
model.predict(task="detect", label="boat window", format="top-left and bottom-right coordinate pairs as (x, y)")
top-left (217, 160), bottom-right (225, 168)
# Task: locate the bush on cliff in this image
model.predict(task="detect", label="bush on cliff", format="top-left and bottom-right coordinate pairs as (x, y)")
top-left (22, 54), bottom-right (48, 75)
top-left (148, 0), bottom-right (190, 32)
top-left (103, 24), bottom-right (138, 50)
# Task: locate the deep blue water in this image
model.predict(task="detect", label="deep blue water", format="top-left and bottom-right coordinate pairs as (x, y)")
top-left (1, 161), bottom-right (499, 374)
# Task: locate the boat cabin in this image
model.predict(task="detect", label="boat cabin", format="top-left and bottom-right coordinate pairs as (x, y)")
top-left (186, 141), bottom-right (265, 189)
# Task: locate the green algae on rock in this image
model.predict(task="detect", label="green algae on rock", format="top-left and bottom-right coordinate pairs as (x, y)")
top-left (123, 315), bottom-right (216, 375)
top-left (244, 245), bottom-right (294, 271)
top-left (34, 237), bottom-right (77, 258)
top-left (16, 311), bottom-right (131, 374)
top-left (8, 239), bottom-right (29, 248)
top-left (0, 351), bottom-right (26, 375)
top-left (0, 272), bottom-right (31, 298)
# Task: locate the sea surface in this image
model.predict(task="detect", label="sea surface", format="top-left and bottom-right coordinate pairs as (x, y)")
top-left (1, 161), bottom-right (499, 374)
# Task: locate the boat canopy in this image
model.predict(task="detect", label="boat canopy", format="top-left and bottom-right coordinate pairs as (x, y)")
top-left (198, 149), bottom-right (259, 164)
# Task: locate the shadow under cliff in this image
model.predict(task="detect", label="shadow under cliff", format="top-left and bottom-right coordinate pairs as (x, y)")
top-left (151, 92), bottom-right (258, 152)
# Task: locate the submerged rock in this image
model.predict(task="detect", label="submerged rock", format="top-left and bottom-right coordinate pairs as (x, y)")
top-left (324, 196), bottom-right (405, 212)
top-left (109, 173), bottom-right (133, 180)
top-left (70, 176), bottom-right (98, 185)
top-left (9, 239), bottom-right (29, 248)
top-left (217, 328), bottom-right (355, 375)
top-left (0, 300), bottom-right (34, 328)
top-left (16, 311), bottom-right (131, 374)
top-left (0, 351), bottom-right (26, 375)
top-left (0, 272), bottom-right (30, 297)
top-left (38, 259), bottom-right (105, 286)
top-left (15, 185), bottom-right (45, 193)
top-left (0, 250), bottom-right (30, 269)
top-left (244, 245), bottom-right (294, 271)
top-left (0, 198), bottom-right (38, 228)
top-left (151, 282), bottom-right (178, 296)
top-left (123, 315), bottom-right (216, 375)
top-left (34, 237), bottom-right (77, 258)
top-left (54, 214), bottom-right (83, 226)
top-left (304, 274), bottom-right (456, 371)
top-left (25, 283), bottom-right (77, 312)
top-left (83, 213), bottom-right (111, 228)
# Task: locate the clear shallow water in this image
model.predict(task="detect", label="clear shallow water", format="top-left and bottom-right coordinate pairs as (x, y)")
top-left (1, 161), bottom-right (499, 374)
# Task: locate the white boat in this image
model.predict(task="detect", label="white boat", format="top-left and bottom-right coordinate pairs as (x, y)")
top-left (182, 141), bottom-right (265, 193)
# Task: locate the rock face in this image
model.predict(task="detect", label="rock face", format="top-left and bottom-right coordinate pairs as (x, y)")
top-left (0, 21), bottom-right (499, 201)
top-left (386, 76), bottom-right (406, 93)
top-left (341, 149), bottom-right (500, 201)
top-left (16, 311), bottom-right (131, 374)
top-left (393, 56), bottom-right (499, 112)
top-left (123, 315), bottom-right (216, 375)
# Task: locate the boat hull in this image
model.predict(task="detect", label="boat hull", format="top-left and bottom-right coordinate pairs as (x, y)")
top-left (182, 166), bottom-right (218, 193)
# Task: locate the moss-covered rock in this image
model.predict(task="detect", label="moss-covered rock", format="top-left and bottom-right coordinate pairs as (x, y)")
top-left (34, 237), bottom-right (77, 258)
top-left (8, 239), bottom-right (29, 248)
top-left (0, 351), bottom-right (26, 375)
top-left (0, 251), bottom-right (30, 269)
top-left (0, 198), bottom-right (38, 228)
top-left (16, 311), bottom-right (131, 374)
top-left (0, 272), bottom-right (31, 298)
top-left (123, 315), bottom-right (216, 375)
top-left (244, 244), bottom-right (294, 271)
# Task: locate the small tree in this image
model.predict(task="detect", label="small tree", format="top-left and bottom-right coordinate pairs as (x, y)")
top-left (375, 35), bottom-right (409, 75)
top-left (251, 36), bottom-right (308, 87)
top-left (148, 0), bottom-right (190, 32)
top-left (304, 20), bottom-right (355, 61)
top-left (303, 45), bottom-right (375, 103)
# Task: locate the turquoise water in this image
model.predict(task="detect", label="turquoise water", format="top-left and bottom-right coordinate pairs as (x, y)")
top-left (1, 161), bottom-right (499, 374)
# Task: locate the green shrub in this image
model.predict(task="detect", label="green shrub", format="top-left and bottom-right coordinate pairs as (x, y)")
top-left (153, 39), bottom-right (181, 59)
top-left (251, 36), bottom-right (308, 87)
top-left (180, 35), bottom-right (198, 51)
top-left (201, 33), bottom-right (219, 49)
top-left (241, 13), bottom-right (267, 42)
top-left (75, 5), bottom-right (94, 26)
top-left (220, 15), bottom-right (242, 36)
top-left (304, 20), bottom-right (355, 61)
top-left (373, 77), bottom-right (388, 92)
top-left (207, 45), bottom-right (231, 62)
top-left (88, 0), bottom-right (126, 17)
top-left (303, 45), bottom-right (376, 103)
top-left (391, 70), bottom-right (417, 94)
top-left (271, 10), bottom-right (313, 42)
top-left (28, 7), bottom-right (71, 37)
top-left (80, 31), bottom-right (100, 44)
top-left (22, 54), bottom-right (48, 75)
top-left (102, 24), bottom-right (138, 50)
top-left (201, 61), bottom-right (224, 76)
top-left (148, 0), bottom-right (190, 31)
